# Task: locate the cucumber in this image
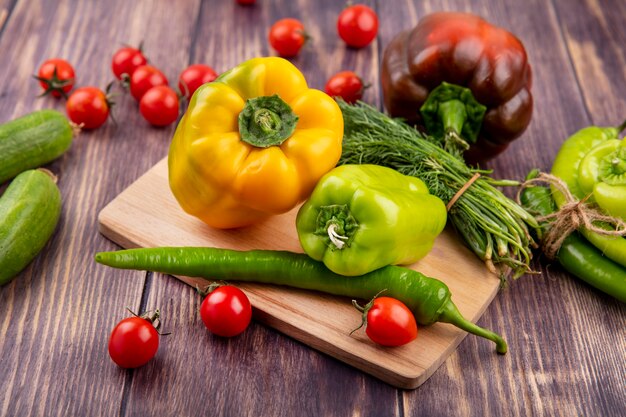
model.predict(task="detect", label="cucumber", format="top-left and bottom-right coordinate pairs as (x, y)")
top-left (0, 169), bottom-right (62, 285)
top-left (0, 109), bottom-right (73, 184)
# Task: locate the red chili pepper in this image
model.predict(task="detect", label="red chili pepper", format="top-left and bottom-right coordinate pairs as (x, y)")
top-left (381, 12), bottom-right (533, 162)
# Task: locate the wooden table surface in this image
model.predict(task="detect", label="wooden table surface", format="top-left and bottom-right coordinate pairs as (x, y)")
top-left (1, 0), bottom-right (625, 416)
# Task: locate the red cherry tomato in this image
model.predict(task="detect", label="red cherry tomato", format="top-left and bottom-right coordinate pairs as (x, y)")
top-left (356, 296), bottom-right (417, 347)
top-left (237, 0), bottom-right (256, 4)
top-left (200, 285), bottom-right (252, 337)
top-left (129, 65), bottom-right (168, 101)
top-left (36, 58), bottom-right (75, 98)
top-left (139, 85), bottom-right (179, 127)
top-left (337, 4), bottom-right (379, 48)
top-left (268, 18), bottom-right (307, 58)
top-left (66, 86), bottom-right (110, 129)
top-left (178, 64), bottom-right (217, 99)
top-left (111, 46), bottom-right (147, 79)
top-left (325, 71), bottom-right (366, 103)
top-left (108, 312), bottom-right (161, 369)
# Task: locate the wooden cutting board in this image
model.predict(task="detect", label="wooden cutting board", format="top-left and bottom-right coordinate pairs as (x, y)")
top-left (97, 157), bottom-right (501, 389)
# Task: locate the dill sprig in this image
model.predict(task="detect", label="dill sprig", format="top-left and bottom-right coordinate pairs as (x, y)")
top-left (338, 100), bottom-right (539, 280)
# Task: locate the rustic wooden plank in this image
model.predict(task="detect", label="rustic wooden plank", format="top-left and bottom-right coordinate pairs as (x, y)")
top-left (376, 0), bottom-right (625, 416)
top-left (0, 9), bottom-right (7, 31)
top-left (0, 0), bottom-right (15, 33)
top-left (0, 0), bottom-right (200, 415)
top-left (545, 0), bottom-right (626, 413)
top-left (120, 0), bottom-right (400, 415)
top-left (0, 0), bottom-right (623, 415)
top-left (555, 0), bottom-right (626, 126)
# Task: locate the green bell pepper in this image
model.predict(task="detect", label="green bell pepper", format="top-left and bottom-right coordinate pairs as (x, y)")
top-left (577, 139), bottom-right (626, 220)
top-left (550, 121), bottom-right (626, 268)
top-left (295, 164), bottom-right (447, 276)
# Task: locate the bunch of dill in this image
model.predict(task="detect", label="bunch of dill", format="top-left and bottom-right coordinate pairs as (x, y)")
top-left (338, 101), bottom-right (539, 279)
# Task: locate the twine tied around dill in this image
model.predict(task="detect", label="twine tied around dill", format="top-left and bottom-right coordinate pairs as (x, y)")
top-left (447, 172), bottom-right (481, 211)
top-left (517, 172), bottom-right (626, 259)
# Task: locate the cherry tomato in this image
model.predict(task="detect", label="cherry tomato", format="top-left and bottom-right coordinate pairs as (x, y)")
top-left (139, 85), bottom-right (180, 127)
top-left (200, 285), bottom-right (252, 337)
top-left (337, 4), bottom-right (379, 48)
top-left (355, 296), bottom-right (417, 347)
top-left (108, 311), bottom-right (161, 369)
top-left (178, 64), bottom-right (217, 99)
top-left (36, 58), bottom-right (75, 98)
top-left (237, 0), bottom-right (256, 4)
top-left (111, 46), bottom-right (147, 79)
top-left (129, 65), bottom-right (168, 101)
top-left (268, 18), bottom-right (307, 58)
top-left (66, 86), bottom-right (110, 129)
top-left (325, 71), bottom-right (367, 103)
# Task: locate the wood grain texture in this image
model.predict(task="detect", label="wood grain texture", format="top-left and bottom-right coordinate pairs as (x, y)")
top-left (555, 0), bottom-right (626, 126)
top-left (375, 0), bottom-right (626, 416)
top-left (97, 158), bottom-right (500, 389)
top-left (0, 0), bottom-right (199, 415)
top-left (0, 0), bottom-right (14, 34)
top-left (0, 9), bottom-right (7, 32)
top-left (0, 0), bottom-right (624, 416)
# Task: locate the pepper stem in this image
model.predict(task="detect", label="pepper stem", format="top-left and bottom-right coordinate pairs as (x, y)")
top-left (349, 289), bottom-right (387, 336)
top-left (439, 99), bottom-right (467, 136)
top-left (314, 204), bottom-right (359, 250)
top-left (444, 129), bottom-right (471, 153)
top-left (612, 157), bottom-right (626, 174)
top-left (238, 94), bottom-right (299, 148)
top-left (327, 223), bottom-right (349, 249)
top-left (255, 108), bottom-right (282, 133)
top-left (420, 82), bottom-right (487, 147)
top-left (438, 300), bottom-right (508, 354)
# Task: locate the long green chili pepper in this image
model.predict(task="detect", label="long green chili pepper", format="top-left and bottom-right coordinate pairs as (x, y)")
top-left (520, 172), bottom-right (626, 303)
top-left (95, 247), bottom-right (508, 353)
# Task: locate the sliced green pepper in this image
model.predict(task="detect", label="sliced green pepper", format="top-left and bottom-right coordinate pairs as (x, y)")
top-left (550, 122), bottom-right (626, 268)
top-left (296, 164), bottom-right (447, 276)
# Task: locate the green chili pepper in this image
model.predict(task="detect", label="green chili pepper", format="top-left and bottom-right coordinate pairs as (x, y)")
top-left (296, 164), bottom-right (447, 276)
top-left (95, 247), bottom-right (508, 353)
top-left (520, 171), bottom-right (626, 303)
top-left (550, 122), bottom-right (626, 268)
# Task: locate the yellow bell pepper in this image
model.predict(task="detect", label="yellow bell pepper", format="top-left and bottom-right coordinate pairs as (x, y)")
top-left (168, 57), bottom-right (344, 229)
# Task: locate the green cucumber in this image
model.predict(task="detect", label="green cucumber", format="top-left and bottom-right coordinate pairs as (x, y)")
top-left (0, 169), bottom-right (62, 285)
top-left (0, 109), bottom-right (73, 184)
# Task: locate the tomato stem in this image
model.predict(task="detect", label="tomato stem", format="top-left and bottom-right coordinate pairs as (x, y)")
top-left (196, 281), bottom-right (227, 298)
top-left (103, 81), bottom-right (118, 126)
top-left (120, 73), bottom-right (131, 90)
top-left (33, 66), bottom-right (74, 99)
top-left (349, 289), bottom-right (387, 335)
top-left (125, 307), bottom-right (170, 335)
top-left (295, 29), bottom-right (312, 44)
